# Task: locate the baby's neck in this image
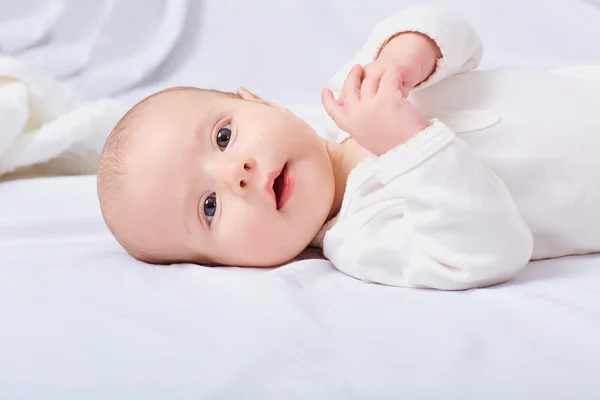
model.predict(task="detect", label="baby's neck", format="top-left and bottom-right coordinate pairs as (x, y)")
top-left (325, 137), bottom-right (372, 220)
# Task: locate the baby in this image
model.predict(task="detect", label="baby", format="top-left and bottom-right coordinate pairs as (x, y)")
top-left (97, 5), bottom-right (600, 290)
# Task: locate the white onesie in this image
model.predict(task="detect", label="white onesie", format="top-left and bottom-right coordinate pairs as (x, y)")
top-left (317, 5), bottom-right (600, 290)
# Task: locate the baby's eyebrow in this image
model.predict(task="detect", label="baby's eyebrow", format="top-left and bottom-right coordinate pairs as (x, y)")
top-left (193, 117), bottom-right (215, 152)
top-left (196, 106), bottom-right (223, 141)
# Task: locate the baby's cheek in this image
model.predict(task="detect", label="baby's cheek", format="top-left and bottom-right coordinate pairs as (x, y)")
top-left (223, 209), bottom-right (294, 261)
top-left (233, 212), bottom-right (278, 247)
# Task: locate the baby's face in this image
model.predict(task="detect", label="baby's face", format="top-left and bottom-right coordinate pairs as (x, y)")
top-left (122, 89), bottom-right (335, 266)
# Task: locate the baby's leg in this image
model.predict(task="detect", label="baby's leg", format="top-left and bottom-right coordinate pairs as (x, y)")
top-left (551, 65), bottom-right (600, 83)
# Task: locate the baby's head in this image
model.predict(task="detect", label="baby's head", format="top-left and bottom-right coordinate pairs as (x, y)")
top-left (97, 87), bottom-right (335, 267)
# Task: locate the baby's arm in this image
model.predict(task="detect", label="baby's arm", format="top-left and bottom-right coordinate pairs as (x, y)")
top-left (322, 63), bottom-right (533, 290)
top-left (328, 5), bottom-right (483, 93)
top-left (324, 120), bottom-right (534, 290)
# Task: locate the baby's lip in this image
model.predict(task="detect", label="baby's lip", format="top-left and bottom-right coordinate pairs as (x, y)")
top-left (264, 165), bottom-right (284, 206)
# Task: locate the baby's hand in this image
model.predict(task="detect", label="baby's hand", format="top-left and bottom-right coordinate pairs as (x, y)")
top-left (364, 54), bottom-right (418, 98)
top-left (322, 64), bottom-right (430, 156)
top-left (375, 31), bottom-right (442, 93)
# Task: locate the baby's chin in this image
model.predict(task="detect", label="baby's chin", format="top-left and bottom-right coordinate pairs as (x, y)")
top-left (212, 232), bottom-right (319, 268)
top-left (221, 248), bottom-right (305, 268)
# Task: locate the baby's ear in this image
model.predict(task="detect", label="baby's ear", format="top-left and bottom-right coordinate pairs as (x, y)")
top-left (237, 86), bottom-right (292, 113)
top-left (237, 87), bottom-right (262, 101)
top-left (236, 87), bottom-right (277, 106)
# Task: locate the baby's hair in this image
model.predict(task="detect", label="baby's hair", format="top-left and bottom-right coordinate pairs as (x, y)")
top-left (97, 87), bottom-right (238, 262)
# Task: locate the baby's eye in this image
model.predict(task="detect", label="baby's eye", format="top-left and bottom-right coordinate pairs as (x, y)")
top-left (216, 124), bottom-right (232, 151)
top-left (204, 193), bottom-right (217, 223)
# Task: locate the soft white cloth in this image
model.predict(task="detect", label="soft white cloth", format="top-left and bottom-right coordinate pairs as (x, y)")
top-left (0, 56), bottom-right (125, 178)
top-left (319, 5), bottom-right (600, 290)
top-left (0, 0), bottom-right (188, 99)
top-left (0, 0), bottom-right (190, 179)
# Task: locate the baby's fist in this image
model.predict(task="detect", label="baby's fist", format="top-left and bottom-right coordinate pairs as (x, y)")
top-left (322, 64), bottom-right (430, 156)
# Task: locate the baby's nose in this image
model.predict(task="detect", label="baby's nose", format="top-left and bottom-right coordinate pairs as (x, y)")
top-left (220, 156), bottom-right (257, 195)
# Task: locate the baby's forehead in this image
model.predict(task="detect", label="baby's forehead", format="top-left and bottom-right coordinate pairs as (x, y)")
top-left (139, 89), bottom-right (236, 123)
top-left (124, 88), bottom-right (243, 156)
top-left (144, 88), bottom-right (221, 110)
top-left (152, 87), bottom-right (236, 105)
top-left (126, 89), bottom-right (231, 156)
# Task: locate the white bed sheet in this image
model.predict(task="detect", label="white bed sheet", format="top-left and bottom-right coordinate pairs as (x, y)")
top-left (2, 176), bottom-right (600, 398)
top-left (2, 0), bottom-right (600, 398)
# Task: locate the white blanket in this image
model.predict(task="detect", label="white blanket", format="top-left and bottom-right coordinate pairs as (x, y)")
top-left (0, 0), bottom-right (189, 178)
top-left (0, 56), bottom-right (124, 177)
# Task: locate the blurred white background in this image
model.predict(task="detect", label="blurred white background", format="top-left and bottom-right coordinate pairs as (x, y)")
top-left (1, 0), bottom-right (599, 107)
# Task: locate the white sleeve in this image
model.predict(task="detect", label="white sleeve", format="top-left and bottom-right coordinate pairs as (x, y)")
top-left (323, 120), bottom-right (533, 291)
top-left (327, 5), bottom-right (484, 93)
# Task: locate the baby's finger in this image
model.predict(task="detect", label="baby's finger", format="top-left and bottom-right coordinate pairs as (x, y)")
top-left (338, 88), bottom-right (346, 105)
top-left (379, 64), bottom-right (404, 96)
top-left (321, 88), bottom-right (347, 129)
top-left (361, 65), bottom-right (385, 99)
top-left (341, 64), bottom-right (363, 105)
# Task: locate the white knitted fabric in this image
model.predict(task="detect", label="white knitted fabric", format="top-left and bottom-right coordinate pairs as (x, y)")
top-left (0, 0), bottom-right (189, 179)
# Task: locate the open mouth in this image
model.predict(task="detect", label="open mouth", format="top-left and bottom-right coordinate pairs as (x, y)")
top-left (271, 163), bottom-right (294, 210)
top-left (273, 163), bottom-right (286, 209)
